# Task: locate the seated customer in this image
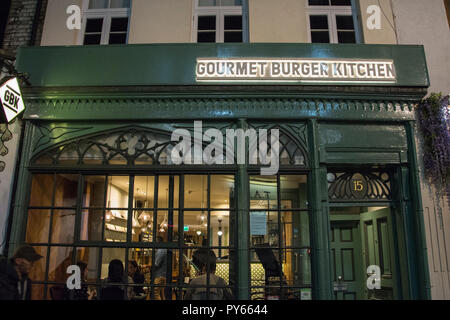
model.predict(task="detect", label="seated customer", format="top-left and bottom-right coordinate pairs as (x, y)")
top-left (128, 260), bottom-right (146, 300)
top-left (63, 261), bottom-right (95, 300)
top-left (100, 259), bottom-right (134, 300)
top-left (184, 249), bottom-right (233, 300)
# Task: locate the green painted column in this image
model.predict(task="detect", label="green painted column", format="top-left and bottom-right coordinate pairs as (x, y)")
top-left (308, 119), bottom-right (333, 300)
top-left (405, 121), bottom-right (431, 299)
top-left (236, 118), bottom-right (250, 300)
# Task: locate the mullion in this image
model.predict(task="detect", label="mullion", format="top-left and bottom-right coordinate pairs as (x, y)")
top-left (178, 175), bottom-right (185, 299)
top-left (150, 175), bottom-right (158, 299)
top-left (277, 173), bottom-right (283, 295)
top-left (206, 174), bottom-right (211, 299)
top-left (43, 173), bottom-right (57, 300)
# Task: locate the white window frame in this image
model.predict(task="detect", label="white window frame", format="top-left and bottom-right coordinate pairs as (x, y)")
top-left (79, 0), bottom-right (131, 45)
top-left (306, 2), bottom-right (353, 44)
top-left (192, 0), bottom-right (243, 43)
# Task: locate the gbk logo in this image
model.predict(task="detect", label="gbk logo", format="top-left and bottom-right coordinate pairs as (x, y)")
top-left (66, 5), bottom-right (81, 30)
top-left (0, 78), bottom-right (25, 123)
top-left (366, 5), bottom-right (382, 30)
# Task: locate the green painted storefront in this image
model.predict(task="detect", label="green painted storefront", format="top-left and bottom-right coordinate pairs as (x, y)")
top-left (8, 43), bottom-right (431, 300)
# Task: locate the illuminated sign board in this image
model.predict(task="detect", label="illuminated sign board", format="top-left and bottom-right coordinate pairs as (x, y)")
top-left (0, 78), bottom-right (25, 123)
top-left (196, 58), bottom-right (396, 84)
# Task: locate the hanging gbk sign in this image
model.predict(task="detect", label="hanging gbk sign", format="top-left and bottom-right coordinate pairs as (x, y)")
top-left (0, 77), bottom-right (25, 123)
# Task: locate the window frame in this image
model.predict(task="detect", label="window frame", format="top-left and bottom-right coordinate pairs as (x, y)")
top-left (79, 0), bottom-right (131, 45)
top-left (192, 0), bottom-right (243, 43)
top-left (306, 2), bottom-right (354, 44)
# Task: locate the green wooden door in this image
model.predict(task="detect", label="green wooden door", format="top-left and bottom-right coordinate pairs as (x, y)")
top-left (330, 220), bottom-right (364, 300)
top-left (360, 208), bottom-right (397, 300)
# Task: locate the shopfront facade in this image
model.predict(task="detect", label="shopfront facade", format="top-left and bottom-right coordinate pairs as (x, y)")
top-left (8, 42), bottom-right (431, 300)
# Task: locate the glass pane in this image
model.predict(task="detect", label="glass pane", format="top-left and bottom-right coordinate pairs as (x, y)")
top-left (250, 211), bottom-right (279, 247)
top-left (109, 33), bottom-right (127, 44)
top-left (48, 246), bottom-right (73, 282)
top-left (85, 18), bottom-right (103, 32)
top-left (157, 176), bottom-right (179, 209)
top-left (311, 31), bottom-right (330, 43)
top-left (89, 0), bottom-right (108, 9)
top-left (198, 16), bottom-right (216, 30)
top-left (128, 248), bottom-right (152, 299)
top-left (211, 211), bottom-right (229, 249)
top-left (26, 210), bottom-right (50, 243)
top-left (331, 0), bottom-right (351, 5)
top-left (84, 34), bottom-right (102, 45)
top-left (224, 31), bottom-right (243, 42)
top-left (338, 31), bottom-right (356, 43)
top-left (54, 174), bottom-right (78, 207)
top-left (76, 247), bottom-right (100, 284)
top-left (309, 0), bottom-right (330, 5)
top-left (83, 176), bottom-right (106, 207)
top-left (280, 175), bottom-right (308, 210)
top-left (282, 249), bottom-right (312, 288)
top-left (134, 176), bottom-right (155, 208)
top-left (28, 246), bottom-right (47, 282)
top-left (250, 176), bottom-right (277, 210)
top-left (198, 0), bottom-right (217, 6)
top-left (156, 210), bottom-right (179, 242)
top-left (310, 15), bottom-right (328, 29)
top-left (184, 175), bottom-right (207, 209)
top-left (100, 248), bottom-right (126, 280)
top-left (336, 15), bottom-right (354, 30)
top-left (106, 176), bottom-right (129, 208)
top-left (31, 284), bottom-right (46, 300)
top-left (281, 211), bottom-right (310, 247)
top-left (104, 210), bottom-right (128, 242)
top-left (224, 15), bottom-right (242, 30)
top-left (198, 32), bottom-right (216, 42)
top-left (80, 209), bottom-right (103, 241)
top-left (29, 174), bottom-right (54, 207)
top-left (183, 211), bottom-right (208, 245)
top-left (210, 175), bottom-right (234, 209)
top-left (220, 0), bottom-right (242, 5)
top-left (110, 17), bottom-right (128, 32)
top-left (132, 210), bottom-right (153, 242)
top-left (51, 210), bottom-right (76, 243)
top-left (110, 0), bottom-right (131, 8)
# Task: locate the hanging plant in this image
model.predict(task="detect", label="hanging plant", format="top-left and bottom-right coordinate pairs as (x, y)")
top-left (416, 93), bottom-right (450, 205)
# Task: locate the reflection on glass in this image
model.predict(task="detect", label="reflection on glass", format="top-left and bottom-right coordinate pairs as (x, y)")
top-left (210, 175), bottom-right (234, 209)
top-left (48, 246), bottom-right (73, 282)
top-left (29, 174), bottom-right (54, 207)
top-left (83, 176), bottom-right (106, 207)
top-left (76, 247), bottom-right (100, 283)
top-left (54, 174), bottom-right (78, 207)
top-left (26, 210), bottom-right (50, 243)
top-left (280, 175), bottom-right (307, 210)
top-left (106, 176), bottom-right (129, 208)
top-left (28, 246), bottom-right (47, 282)
top-left (80, 209), bottom-right (103, 241)
top-left (250, 176), bottom-right (277, 209)
top-left (51, 210), bottom-right (75, 243)
top-left (184, 175), bottom-right (207, 208)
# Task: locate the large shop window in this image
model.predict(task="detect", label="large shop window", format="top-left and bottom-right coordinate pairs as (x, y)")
top-left (249, 174), bottom-right (311, 300)
top-left (307, 0), bottom-right (356, 43)
top-left (82, 0), bottom-right (130, 45)
top-left (194, 0), bottom-right (243, 43)
top-left (25, 173), bottom-right (236, 300)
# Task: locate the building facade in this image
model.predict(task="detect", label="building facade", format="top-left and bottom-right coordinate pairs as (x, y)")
top-left (1, 0), bottom-right (449, 300)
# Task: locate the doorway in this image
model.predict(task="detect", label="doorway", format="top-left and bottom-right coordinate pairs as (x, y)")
top-left (330, 206), bottom-right (400, 300)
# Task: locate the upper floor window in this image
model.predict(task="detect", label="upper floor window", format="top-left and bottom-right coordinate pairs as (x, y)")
top-left (82, 0), bottom-right (131, 45)
top-left (194, 0), bottom-right (243, 43)
top-left (307, 0), bottom-right (356, 43)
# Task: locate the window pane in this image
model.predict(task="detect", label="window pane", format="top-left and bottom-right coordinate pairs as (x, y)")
top-left (29, 174), bottom-right (54, 207)
top-left (128, 248), bottom-right (152, 299)
top-left (224, 31), bottom-right (242, 42)
top-left (54, 174), bottom-right (78, 207)
top-left (156, 210), bottom-right (179, 242)
top-left (89, 0), bottom-right (108, 9)
top-left (26, 210), bottom-right (50, 243)
top-left (106, 176), bottom-right (129, 208)
top-left (132, 210), bottom-right (153, 242)
top-left (198, 32), bottom-right (216, 42)
top-left (220, 0), bottom-right (242, 6)
top-left (85, 18), bottom-right (103, 32)
top-left (76, 247), bottom-right (100, 284)
top-left (336, 15), bottom-right (354, 30)
top-left (84, 34), bottom-right (102, 45)
top-left (83, 176), bottom-right (106, 207)
top-left (157, 176), bottom-right (179, 209)
top-left (198, 16), bottom-right (216, 30)
top-left (250, 176), bottom-right (277, 210)
top-left (282, 249), bottom-right (312, 287)
top-left (338, 31), bottom-right (356, 43)
top-left (134, 176), bottom-right (155, 208)
top-left (184, 211), bottom-right (208, 245)
top-left (310, 15), bottom-right (328, 29)
top-left (110, 17), bottom-right (128, 32)
top-left (51, 210), bottom-right (76, 243)
top-left (184, 175), bottom-right (207, 209)
top-left (331, 0), bottom-right (351, 6)
top-left (110, 0), bottom-right (131, 8)
top-left (80, 209), bottom-right (103, 241)
top-left (311, 31), bottom-right (330, 43)
top-left (280, 175), bottom-right (308, 210)
top-left (198, 0), bottom-right (217, 5)
top-left (211, 211), bottom-right (229, 249)
top-left (48, 246), bottom-right (73, 282)
top-left (281, 211), bottom-right (310, 247)
top-left (28, 246), bottom-right (47, 282)
top-left (308, 0), bottom-right (330, 5)
top-left (104, 210), bottom-right (128, 242)
top-left (100, 248), bottom-right (126, 280)
top-left (250, 211), bottom-right (279, 247)
top-left (224, 15), bottom-right (242, 30)
top-left (109, 33), bottom-right (127, 44)
top-left (210, 175), bottom-right (234, 209)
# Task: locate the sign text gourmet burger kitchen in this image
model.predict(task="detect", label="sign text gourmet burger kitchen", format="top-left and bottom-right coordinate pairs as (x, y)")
top-left (196, 58), bottom-right (396, 83)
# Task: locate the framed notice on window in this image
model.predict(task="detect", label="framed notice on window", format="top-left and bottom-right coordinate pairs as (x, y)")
top-left (250, 211), bottom-right (267, 235)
